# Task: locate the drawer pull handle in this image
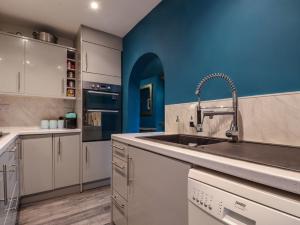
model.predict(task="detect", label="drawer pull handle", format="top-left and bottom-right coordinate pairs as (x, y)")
top-left (112, 161), bottom-right (125, 170)
top-left (3, 165), bottom-right (8, 206)
top-left (113, 145), bottom-right (125, 151)
top-left (8, 146), bottom-right (17, 153)
top-left (112, 196), bottom-right (125, 209)
top-left (114, 150), bottom-right (125, 158)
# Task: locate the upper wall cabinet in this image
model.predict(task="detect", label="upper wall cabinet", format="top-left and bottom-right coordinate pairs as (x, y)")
top-left (0, 34), bottom-right (25, 94)
top-left (25, 40), bottom-right (67, 98)
top-left (82, 41), bottom-right (121, 77)
top-left (81, 25), bottom-right (122, 50)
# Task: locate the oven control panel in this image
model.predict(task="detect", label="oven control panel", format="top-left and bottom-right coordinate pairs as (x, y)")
top-left (83, 81), bottom-right (121, 93)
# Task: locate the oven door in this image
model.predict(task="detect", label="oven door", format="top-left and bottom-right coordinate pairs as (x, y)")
top-left (83, 110), bottom-right (122, 142)
top-left (84, 90), bottom-right (121, 110)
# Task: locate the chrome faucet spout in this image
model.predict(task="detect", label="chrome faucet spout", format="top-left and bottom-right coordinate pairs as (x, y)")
top-left (193, 73), bottom-right (239, 142)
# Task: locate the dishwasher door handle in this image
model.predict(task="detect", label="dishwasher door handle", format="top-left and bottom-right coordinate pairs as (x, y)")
top-left (222, 208), bottom-right (255, 225)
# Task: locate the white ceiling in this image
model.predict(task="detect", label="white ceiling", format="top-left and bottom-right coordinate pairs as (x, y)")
top-left (0, 0), bottom-right (161, 38)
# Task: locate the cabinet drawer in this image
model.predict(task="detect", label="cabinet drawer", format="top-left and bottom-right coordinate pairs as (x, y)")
top-left (112, 141), bottom-right (128, 161)
top-left (112, 191), bottom-right (127, 225)
top-left (112, 156), bottom-right (127, 199)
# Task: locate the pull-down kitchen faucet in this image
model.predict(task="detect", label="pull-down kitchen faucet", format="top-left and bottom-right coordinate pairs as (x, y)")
top-left (192, 73), bottom-right (239, 142)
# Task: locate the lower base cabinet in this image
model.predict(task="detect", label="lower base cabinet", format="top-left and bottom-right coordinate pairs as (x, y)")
top-left (82, 141), bottom-right (112, 183)
top-left (111, 144), bottom-right (191, 225)
top-left (21, 133), bottom-right (80, 196)
top-left (21, 135), bottom-right (53, 195)
top-left (0, 139), bottom-right (20, 225)
top-left (54, 134), bottom-right (80, 189)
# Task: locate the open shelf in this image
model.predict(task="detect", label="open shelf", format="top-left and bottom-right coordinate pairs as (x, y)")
top-left (66, 49), bottom-right (76, 98)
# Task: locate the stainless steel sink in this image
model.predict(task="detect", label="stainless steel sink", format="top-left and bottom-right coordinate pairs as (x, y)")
top-left (139, 134), bottom-right (227, 147)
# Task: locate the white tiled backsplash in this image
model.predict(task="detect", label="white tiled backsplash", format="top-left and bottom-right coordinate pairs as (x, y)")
top-left (165, 91), bottom-right (300, 147)
top-left (0, 95), bottom-right (74, 127)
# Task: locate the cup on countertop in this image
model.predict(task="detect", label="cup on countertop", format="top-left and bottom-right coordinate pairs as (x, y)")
top-left (57, 120), bottom-right (64, 129)
top-left (40, 120), bottom-right (49, 129)
top-left (49, 120), bottom-right (58, 129)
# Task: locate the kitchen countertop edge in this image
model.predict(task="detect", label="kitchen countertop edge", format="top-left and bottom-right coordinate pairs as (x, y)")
top-left (112, 132), bottom-right (300, 195)
top-left (0, 127), bottom-right (81, 155)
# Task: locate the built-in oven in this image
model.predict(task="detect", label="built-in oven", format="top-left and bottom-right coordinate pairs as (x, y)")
top-left (83, 81), bottom-right (122, 142)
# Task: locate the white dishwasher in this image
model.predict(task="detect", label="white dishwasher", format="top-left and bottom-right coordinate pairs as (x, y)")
top-left (188, 168), bottom-right (300, 225)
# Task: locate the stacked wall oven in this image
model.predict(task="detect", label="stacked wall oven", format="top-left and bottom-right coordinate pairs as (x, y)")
top-left (83, 81), bottom-right (122, 142)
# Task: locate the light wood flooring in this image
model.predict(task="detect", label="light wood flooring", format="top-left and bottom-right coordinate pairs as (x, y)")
top-left (18, 186), bottom-right (111, 225)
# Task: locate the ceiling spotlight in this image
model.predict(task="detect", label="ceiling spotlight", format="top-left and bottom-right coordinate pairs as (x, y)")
top-left (90, 1), bottom-right (99, 10)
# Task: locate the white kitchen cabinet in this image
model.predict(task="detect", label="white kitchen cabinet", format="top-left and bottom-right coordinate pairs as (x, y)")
top-left (81, 25), bottom-right (122, 50)
top-left (25, 40), bottom-right (67, 98)
top-left (0, 34), bottom-right (25, 94)
top-left (54, 134), bottom-right (80, 189)
top-left (21, 135), bottom-right (53, 196)
top-left (82, 141), bottom-right (112, 183)
top-left (0, 139), bottom-right (20, 225)
top-left (127, 146), bottom-right (191, 225)
top-left (82, 41), bottom-right (121, 77)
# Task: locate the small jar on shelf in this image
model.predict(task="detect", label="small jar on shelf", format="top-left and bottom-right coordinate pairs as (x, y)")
top-left (67, 71), bottom-right (75, 79)
top-left (67, 88), bottom-right (75, 97)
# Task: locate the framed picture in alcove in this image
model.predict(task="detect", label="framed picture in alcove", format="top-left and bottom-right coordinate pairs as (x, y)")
top-left (140, 84), bottom-right (153, 116)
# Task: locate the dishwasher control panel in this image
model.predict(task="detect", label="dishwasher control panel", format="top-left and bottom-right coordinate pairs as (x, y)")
top-left (188, 178), bottom-right (224, 217)
top-left (188, 177), bottom-right (299, 225)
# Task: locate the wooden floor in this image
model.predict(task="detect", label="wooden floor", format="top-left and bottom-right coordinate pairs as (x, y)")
top-left (18, 186), bottom-right (111, 225)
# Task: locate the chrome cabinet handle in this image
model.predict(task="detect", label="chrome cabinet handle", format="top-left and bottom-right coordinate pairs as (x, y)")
top-left (85, 52), bottom-right (88, 71)
top-left (114, 149), bottom-right (125, 158)
top-left (8, 146), bottom-right (17, 153)
top-left (112, 161), bottom-right (125, 170)
top-left (112, 195), bottom-right (125, 209)
top-left (58, 137), bottom-right (61, 159)
top-left (112, 145), bottom-right (124, 151)
top-left (13, 197), bottom-right (19, 210)
top-left (127, 157), bottom-right (132, 186)
top-left (17, 72), bottom-right (21, 92)
top-left (85, 146), bottom-right (88, 164)
top-left (3, 165), bottom-right (8, 205)
top-left (19, 141), bottom-right (22, 160)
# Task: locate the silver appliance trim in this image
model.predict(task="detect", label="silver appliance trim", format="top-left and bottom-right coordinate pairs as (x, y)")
top-left (87, 109), bottom-right (119, 113)
top-left (87, 90), bottom-right (119, 96)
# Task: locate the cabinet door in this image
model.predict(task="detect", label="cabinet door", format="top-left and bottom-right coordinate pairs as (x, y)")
top-left (128, 146), bottom-right (191, 225)
top-left (0, 34), bottom-right (24, 94)
top-left (25, 40), bottom-right (66, 98)
top-left (21, 135), bottom-right (53, 195)
top-left (82, 141), bottom-right (112, 183)
top-left (83, 42), bottom-right (121, 77)
top-left (54, 134), bottom-right (80, 189)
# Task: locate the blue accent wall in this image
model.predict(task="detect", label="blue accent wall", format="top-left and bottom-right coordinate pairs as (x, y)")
top-left (123, 0), bottom-right (300, 131)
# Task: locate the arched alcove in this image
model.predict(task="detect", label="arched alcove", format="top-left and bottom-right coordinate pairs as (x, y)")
top-left (126, 53), bottom-right (165, 132)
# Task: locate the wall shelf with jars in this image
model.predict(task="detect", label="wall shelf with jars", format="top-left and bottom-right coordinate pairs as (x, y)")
top-left (66, 49), bottom-right (76, 98)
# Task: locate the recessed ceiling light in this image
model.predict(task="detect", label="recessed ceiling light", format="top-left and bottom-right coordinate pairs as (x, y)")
top-left (90, 1), bottom-right (99, 10)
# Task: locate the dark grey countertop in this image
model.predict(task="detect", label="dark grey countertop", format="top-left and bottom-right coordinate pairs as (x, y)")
top-left (139, 134), bottom-right (300, 172)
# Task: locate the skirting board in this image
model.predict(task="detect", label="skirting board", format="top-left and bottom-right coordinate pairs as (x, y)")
top-left (82, 178), bottom-right (111, 191)
top-left (20, 178), bottom-right (111, 206)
